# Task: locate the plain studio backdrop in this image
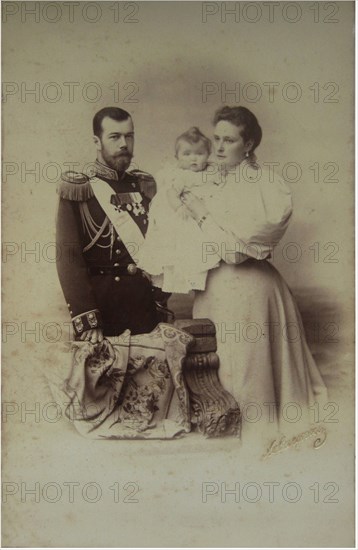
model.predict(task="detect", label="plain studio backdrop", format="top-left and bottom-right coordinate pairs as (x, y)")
top-left (2, 2), bottom-right (355, 547)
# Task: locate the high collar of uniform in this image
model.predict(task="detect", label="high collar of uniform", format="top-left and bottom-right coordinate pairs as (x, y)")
top-left (94, 159), bottom-right (125, 181)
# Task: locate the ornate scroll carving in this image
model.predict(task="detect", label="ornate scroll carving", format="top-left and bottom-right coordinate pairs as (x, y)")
top-left (174, 319), bottom-right (241, 437)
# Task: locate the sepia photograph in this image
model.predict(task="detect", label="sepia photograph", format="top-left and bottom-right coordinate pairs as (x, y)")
top-left (2, 0), bottom-right (355, 547)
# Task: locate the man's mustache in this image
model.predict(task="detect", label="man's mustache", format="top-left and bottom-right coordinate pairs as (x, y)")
top-left (114, 152), bottom-right (132, 158)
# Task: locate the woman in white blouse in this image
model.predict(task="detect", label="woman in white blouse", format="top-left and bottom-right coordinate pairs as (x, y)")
top-left (181, 106), bottom-right (328, 435)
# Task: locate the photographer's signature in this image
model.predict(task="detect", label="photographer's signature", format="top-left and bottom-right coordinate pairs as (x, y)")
top-left (262, 426), bottom-right (327, 460)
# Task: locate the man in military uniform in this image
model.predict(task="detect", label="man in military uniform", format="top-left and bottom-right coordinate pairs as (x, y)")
top-left (56, 106), bottom-right (168, 344)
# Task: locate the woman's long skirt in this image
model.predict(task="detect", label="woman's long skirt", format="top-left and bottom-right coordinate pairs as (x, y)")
top-left (193, 259), bottom-right (328, 436)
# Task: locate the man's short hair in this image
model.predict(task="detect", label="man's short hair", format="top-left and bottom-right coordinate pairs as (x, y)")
top-left (93, 107), bottom-right (131, 138)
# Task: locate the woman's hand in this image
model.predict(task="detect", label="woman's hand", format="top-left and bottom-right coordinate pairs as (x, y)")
top-left (180, 190), bottom-right (208, 222)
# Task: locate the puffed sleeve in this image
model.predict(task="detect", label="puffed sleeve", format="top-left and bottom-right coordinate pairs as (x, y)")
top-left (199, 167), bottom-right (293, 264)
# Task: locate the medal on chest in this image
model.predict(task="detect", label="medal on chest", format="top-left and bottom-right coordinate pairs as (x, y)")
top-left (110, 191), bottom-right (146, 217)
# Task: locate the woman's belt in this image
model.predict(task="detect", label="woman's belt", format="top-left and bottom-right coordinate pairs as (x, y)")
top-left (87, 264), bottom-right (141, 276)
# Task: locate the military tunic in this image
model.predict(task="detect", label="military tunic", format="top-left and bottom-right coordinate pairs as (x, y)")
top-left (56, 160), bottom-right (160, 337)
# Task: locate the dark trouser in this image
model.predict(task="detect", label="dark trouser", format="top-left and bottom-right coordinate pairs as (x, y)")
top-left (90, 271), bottom-right (159, 336)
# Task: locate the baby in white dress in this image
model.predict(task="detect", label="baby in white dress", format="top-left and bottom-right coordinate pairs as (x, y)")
top-left (138, 127), bottom-right (220, 293)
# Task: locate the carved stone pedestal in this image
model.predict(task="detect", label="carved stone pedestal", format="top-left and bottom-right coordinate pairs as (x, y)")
top-left (174, 319), bottom-right (241, 438)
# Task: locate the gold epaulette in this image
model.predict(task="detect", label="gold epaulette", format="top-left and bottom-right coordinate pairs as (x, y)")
top-left (57, 171), bottom-right (94, 201)
top-left (129, 169), bottom-right (157, 199)
top-left (128, 168), bottom-right (155, 181)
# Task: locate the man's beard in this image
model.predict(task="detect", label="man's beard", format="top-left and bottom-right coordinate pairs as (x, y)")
top-left (102, 149), bottom-right (132, 173)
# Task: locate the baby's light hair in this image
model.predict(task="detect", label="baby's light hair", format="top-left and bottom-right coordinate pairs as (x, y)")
top-left (175, 127), bottom-right (211, 158)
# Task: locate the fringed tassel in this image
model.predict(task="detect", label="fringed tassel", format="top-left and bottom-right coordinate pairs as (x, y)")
top-left (57, 180), bottom-right (94, 201)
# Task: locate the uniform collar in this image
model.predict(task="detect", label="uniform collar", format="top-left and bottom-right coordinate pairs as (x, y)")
top-left (93, 159), bottom-right (125, 181)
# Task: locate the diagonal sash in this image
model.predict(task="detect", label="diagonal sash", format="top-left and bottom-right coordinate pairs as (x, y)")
top-left (90, 176), bottom-right (145, 264)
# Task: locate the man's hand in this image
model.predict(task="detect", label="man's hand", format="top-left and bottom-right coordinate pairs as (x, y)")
top-left (152, 287), bottom-right (171, 306)
top-left (80, 328), bottom-right (104, 344)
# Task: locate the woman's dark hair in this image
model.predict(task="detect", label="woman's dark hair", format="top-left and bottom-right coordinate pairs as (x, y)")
top-left (213, 106), bottom-right (262, 155)
top-left (93, 107), bottom-right (131, 138)
top-left (175, 126), bottom-right (211, 157)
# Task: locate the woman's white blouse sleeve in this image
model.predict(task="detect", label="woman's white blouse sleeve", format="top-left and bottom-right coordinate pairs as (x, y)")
top-left (200, 167), bottom-right (293, 264)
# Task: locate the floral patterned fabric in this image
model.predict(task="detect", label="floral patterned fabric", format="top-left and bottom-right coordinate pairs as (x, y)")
top-left (48, 324), bottom-right (194, 439)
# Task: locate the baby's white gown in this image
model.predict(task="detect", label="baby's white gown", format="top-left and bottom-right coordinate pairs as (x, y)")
top-left (138, 164), bottom-right (220, 293)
